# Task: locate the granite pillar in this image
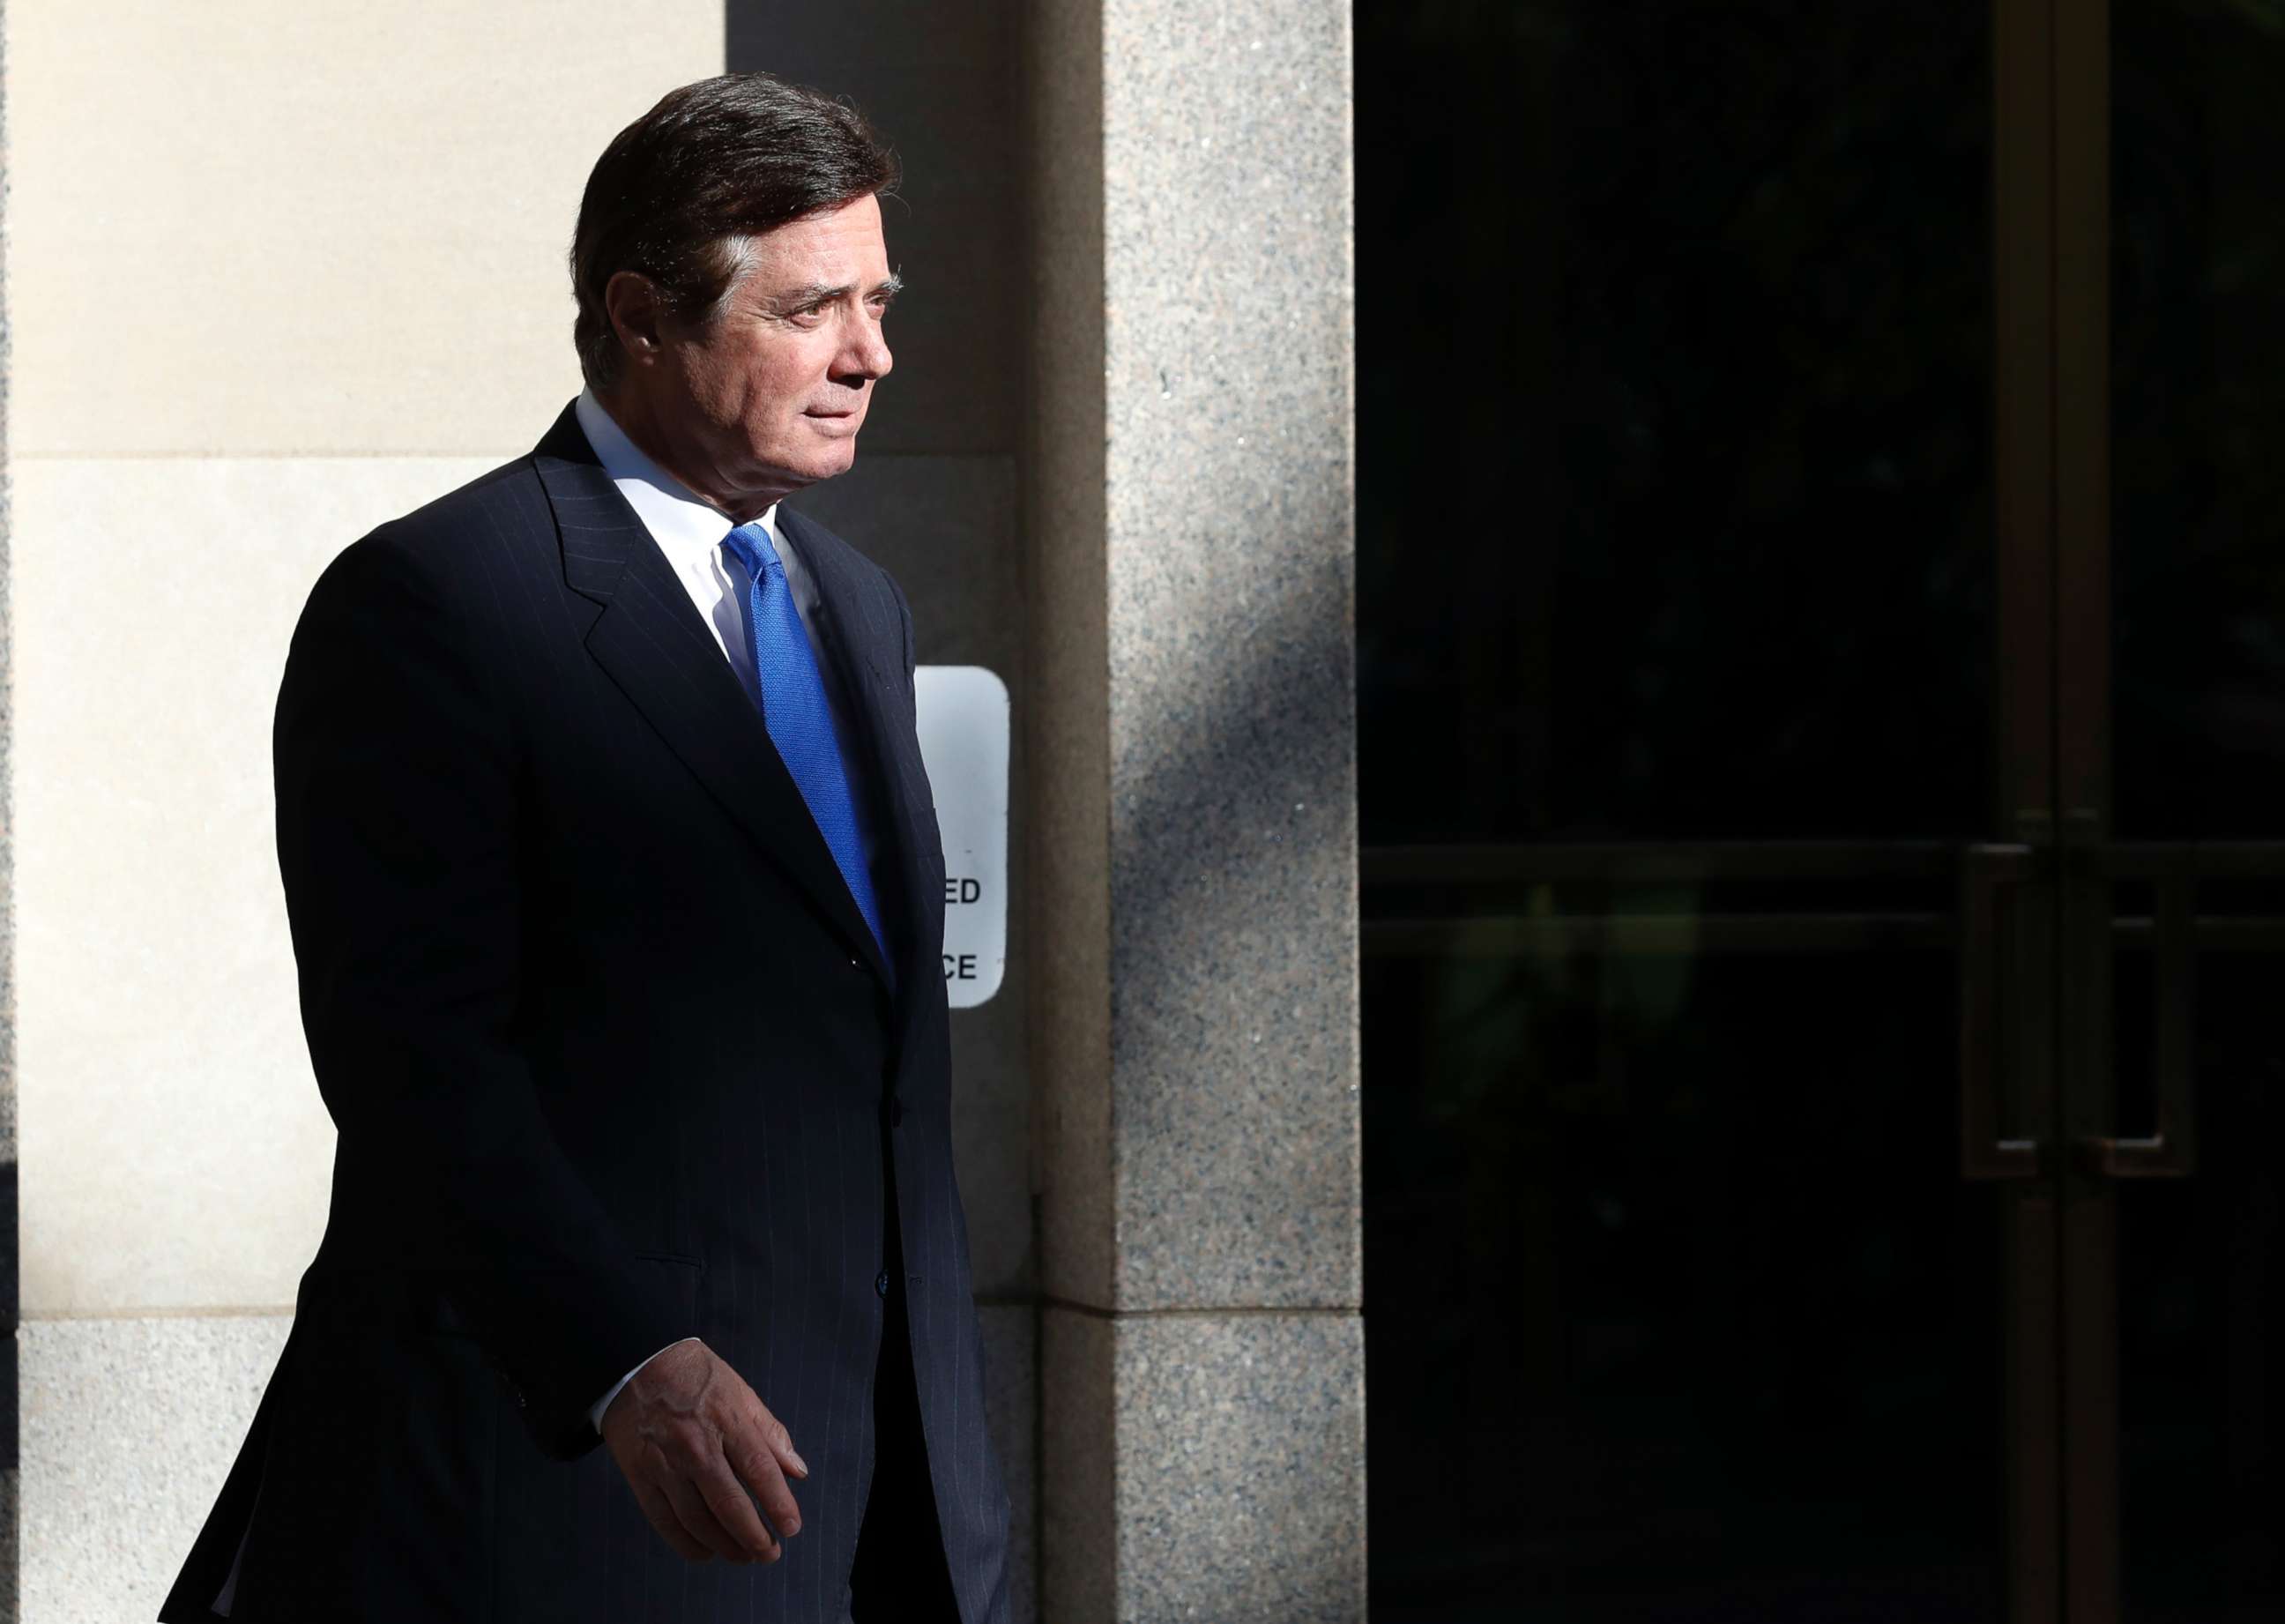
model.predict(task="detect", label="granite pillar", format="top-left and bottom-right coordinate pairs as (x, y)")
top-left (1026, 4), bottom-right (1363, 1620)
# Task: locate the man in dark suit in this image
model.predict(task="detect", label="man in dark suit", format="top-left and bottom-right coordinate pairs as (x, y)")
top-left (159, 72), bottom-right (1012, 1624)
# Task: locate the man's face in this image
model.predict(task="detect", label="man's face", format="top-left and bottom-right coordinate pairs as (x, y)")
top-left (643, 193), bottom-right (897, 510)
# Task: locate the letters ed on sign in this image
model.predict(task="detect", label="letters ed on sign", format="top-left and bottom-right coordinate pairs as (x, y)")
top-left (913, 667), bottom-right (1008, 1008)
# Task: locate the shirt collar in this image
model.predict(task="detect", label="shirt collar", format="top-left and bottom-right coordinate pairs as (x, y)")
top-left (573, 386), bottom-right (781, 565)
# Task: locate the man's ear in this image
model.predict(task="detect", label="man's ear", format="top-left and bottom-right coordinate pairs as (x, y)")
top-left (604, 272), bottom-right (669, 371)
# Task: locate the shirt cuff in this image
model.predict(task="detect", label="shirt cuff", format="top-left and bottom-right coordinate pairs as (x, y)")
top-left (589, 1337), bottom-right (702, 1434)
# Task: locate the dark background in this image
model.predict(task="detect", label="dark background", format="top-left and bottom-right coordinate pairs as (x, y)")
top-left (1356, 2), bottom-right (2285, 1618)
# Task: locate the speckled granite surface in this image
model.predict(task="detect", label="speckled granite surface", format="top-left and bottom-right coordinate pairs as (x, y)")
top-left (1046, 1307), bottom-right (1366, 1624)
top-left (1029, 0), bottom-right (1363, 1618)
top-left (19, 1315), bottom-right (293, 1624)
top-left (1034, 0), bottom-right (1358, 1318)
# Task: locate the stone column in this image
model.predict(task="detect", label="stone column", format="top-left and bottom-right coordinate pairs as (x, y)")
top-left (1026, 4), bottom-right (1363, 1620)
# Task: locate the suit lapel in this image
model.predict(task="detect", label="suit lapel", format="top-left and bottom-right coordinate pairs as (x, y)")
top-left (531, 405), bottom-right (894, 989)
top-left (778, 503), bottom-right (945, 1033)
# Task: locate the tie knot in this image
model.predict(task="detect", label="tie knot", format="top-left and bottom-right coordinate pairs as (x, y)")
top-left (721, 520), bottom-right (784, 582)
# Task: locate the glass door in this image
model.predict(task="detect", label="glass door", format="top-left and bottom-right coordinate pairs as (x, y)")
top-left (1358, 2), bottom-right (2063, 1617)
top-left (2055, 1), bottom-right (2285, 1617)
top-left (1358, 3), bottom-right (2285, 1615)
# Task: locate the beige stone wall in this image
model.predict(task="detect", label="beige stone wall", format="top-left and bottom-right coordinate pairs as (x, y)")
top-left (4, 4), bottom-right (721, 1615)
top-left (9, 1), bottom-right (720, 459)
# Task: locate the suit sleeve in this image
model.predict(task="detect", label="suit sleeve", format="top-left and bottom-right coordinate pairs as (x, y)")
top-left (274, 528), bottom-right (694, 1462)
top-left (891, 572), bottom-right (918, 700)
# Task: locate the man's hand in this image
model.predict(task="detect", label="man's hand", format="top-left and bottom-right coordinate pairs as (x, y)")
top-left (600, 1338), bottom-right (809, 1564)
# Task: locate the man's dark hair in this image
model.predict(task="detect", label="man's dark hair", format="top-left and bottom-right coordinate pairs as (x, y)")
top-left (569, 72), bottom-right (900, 392)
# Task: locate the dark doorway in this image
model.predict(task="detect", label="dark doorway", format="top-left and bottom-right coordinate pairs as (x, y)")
top-left (1356, 3), bottom-right (2285, 1619)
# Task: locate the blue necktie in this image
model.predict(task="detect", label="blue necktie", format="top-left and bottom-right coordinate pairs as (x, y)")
top-left (720, 520), bottom-right (889, 969)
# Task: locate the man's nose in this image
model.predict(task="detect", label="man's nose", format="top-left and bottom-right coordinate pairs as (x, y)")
top-left (834, 314), bottom-right (893, 386)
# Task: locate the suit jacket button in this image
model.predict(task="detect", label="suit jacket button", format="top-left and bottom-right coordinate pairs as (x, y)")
top-left (875, 1270), bottom-right (891, 1298)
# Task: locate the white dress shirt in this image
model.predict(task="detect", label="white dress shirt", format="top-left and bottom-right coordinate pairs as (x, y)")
top-left (571, 387), bottom-right (873, 749)
top-left (571, 387), bottom-right (889, 1433)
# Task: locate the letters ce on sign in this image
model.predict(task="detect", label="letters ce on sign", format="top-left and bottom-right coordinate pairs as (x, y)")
top-left (913, 667), bottom-right (1008, 1008)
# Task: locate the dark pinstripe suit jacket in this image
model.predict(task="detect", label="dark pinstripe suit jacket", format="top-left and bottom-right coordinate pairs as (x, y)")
top-left (158, 402), bottom-right (1014, 1624)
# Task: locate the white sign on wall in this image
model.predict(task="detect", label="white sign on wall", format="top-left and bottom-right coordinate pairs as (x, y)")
top-left (914, 666), bottom-right (1009, 1008)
